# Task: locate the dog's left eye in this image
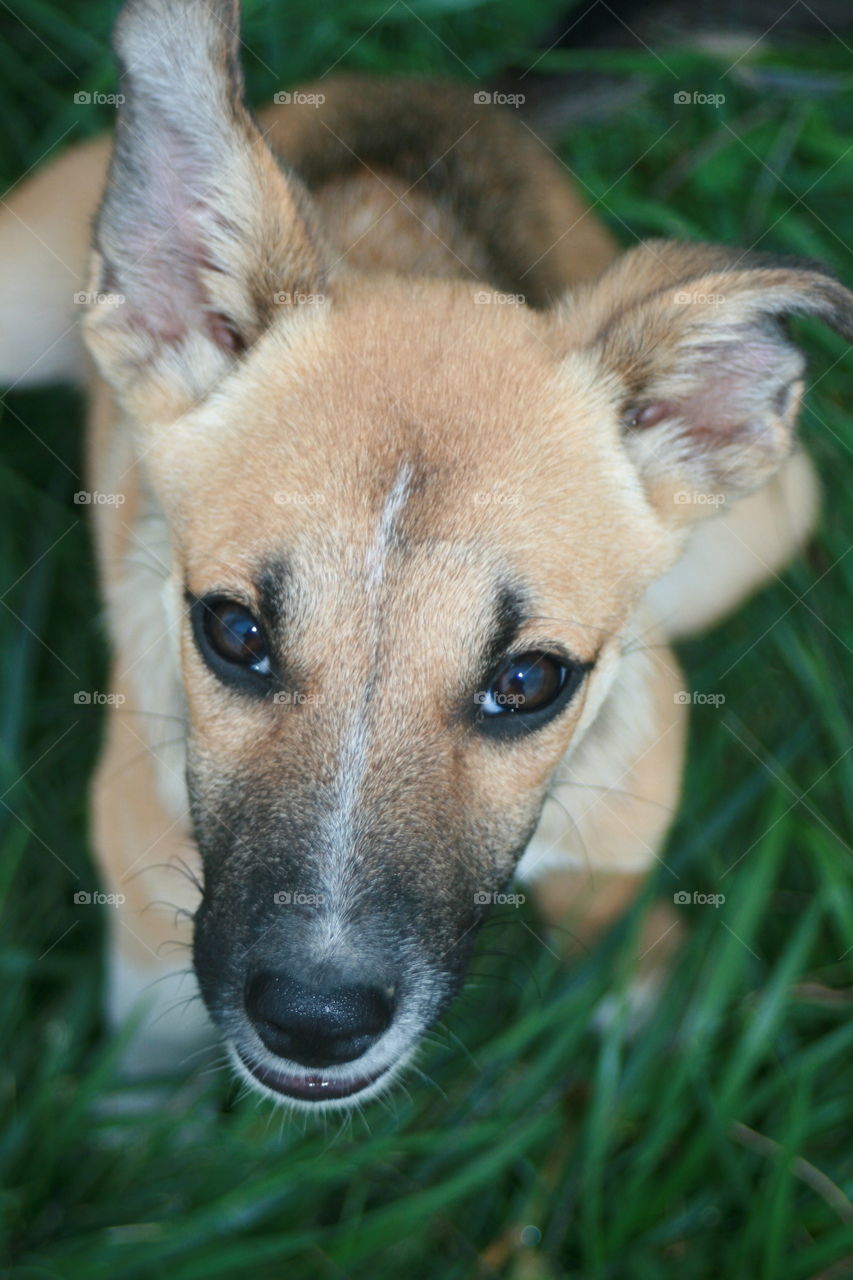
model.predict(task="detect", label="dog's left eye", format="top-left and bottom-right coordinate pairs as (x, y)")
top-left (193, 597), bottom-right (272, 681)
top-left (476, 650), bottom-right (584, 736)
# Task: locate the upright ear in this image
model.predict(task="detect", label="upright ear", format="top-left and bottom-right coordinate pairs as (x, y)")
top-left (562, 241), bottom-right (853, 522)
top-left (84, 0), bottom-right (328, 419)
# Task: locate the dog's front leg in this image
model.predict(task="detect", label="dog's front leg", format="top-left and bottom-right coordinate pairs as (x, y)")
top-left (518, 634), bottom-right (688, 1003)
top-left (90, 680), bottom-right (214, 1077)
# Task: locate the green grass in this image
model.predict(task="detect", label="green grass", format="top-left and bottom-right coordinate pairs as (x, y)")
top-left (1, 1), bottom-right (852, 1277)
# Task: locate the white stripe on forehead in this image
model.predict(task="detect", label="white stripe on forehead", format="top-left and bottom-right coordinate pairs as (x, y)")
top-left (317, 459), bottom-right (413, 954)
top-left (367, 458), bottom-right (413, 588)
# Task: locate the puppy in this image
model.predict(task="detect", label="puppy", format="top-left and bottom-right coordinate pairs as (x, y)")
top-left (1, 0), bottom-right (849, 1110)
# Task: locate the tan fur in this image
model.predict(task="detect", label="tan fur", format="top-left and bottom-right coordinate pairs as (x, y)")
top-left (3, 0), bottom-right (849, 1104)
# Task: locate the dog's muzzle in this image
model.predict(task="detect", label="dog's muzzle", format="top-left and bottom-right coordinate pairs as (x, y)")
top-left (234, 1050), bottom-right (393, 1103)
top-left (191, 816), bottom-right (496, 1107)
top-left (245, 968), bottom-right (395, 1066)
top-left (226, 959), bottom-right (412, 1106)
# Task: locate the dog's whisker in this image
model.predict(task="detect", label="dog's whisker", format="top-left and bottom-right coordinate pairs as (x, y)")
top-left (141, 898), bottom-right (195, 923)
top-left (421, 1023), bottom-right (481, 1070)
top-left (170, 854), bottom-right (205, 893)
top-left (149, 990), bottom-right (204, 1029)
top-left (100, 736), bottom-right (187, 788)
top-left (542, 789), bottom-right (594, 876)
top-left (406, 1062), bottom-right (448, 1101)
top-left (108, 553), bottom-right (171, 582)
top-left (180, 1041), bottom-right (229, 1069)
top-left (139, 965), bottom-right (195, 993)
top-left (155, 940), bottom-right (193, 961)
top-left (472, 947), bottom-right (546, 994)
top-left (547, 774), bottom-right (676, 815)
top-left (122, 858), bottom-right (199, 890)
top-left (621, 638), bottom-right (680, 657)
top-left (103, 704), bottom-right (186, 726)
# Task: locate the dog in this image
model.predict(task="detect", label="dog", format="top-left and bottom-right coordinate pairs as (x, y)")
top-left (1, 0), bottom-right (850, 1111)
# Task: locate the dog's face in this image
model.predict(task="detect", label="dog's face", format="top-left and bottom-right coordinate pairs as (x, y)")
top-left (85, 0), bottom-right (852, 1107)
top-left (154, 284), bottom-right (674, 1105)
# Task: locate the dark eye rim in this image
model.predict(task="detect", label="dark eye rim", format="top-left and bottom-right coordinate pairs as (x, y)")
top-left (473, 647), bottom-right (591, 740)
top-left (188, 592), bottom-right (275, 693)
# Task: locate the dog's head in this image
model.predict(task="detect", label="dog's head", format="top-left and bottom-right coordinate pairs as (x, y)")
top-left (85, 0), bottom-right (853, 1107)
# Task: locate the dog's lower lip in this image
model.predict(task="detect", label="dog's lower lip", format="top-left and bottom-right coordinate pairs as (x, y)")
top-left (237, 1050), bottom-right (386, 1101)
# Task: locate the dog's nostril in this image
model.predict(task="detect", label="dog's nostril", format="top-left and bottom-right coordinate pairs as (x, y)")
top-left (244, 970), bottom-right (394, 1068)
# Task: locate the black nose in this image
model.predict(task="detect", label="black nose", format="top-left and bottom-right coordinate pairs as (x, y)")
top-left (244, 970), bottom-right (395, 1068)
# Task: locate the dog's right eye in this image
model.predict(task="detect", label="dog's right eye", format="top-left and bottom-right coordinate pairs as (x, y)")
top-left (191, 596), bottom-right (272, 685)
top-left (206, 601), bottom-right (269, 669)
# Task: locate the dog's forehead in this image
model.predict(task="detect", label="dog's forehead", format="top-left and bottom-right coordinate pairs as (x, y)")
top-left (169, 282), bottom-right (670, 615)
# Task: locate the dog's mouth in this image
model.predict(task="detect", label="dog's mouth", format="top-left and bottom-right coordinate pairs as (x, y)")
top-left (235, 1047), bottom-right (390, 1103)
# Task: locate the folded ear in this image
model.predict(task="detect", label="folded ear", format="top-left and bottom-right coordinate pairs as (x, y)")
top-left (562, 241), bottom-right (853, 522)
top-left (84, 0), bottom-right (328, 419)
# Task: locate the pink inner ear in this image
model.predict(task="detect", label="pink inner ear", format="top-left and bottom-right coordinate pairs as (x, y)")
top-left (622, 332), bottom-right (792, 437)
top-left (623, 401), bottom-right (675, 431)
top-left (208, 313), bottom-right (245, 354)
top-left (101, 118), bottom-right (245, 353)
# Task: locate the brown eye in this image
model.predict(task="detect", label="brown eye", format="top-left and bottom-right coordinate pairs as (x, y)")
top-left (202, 600), bottom-right (271, 674)
top-left (481, 651), bottom-right (567, 717)
top-left (474, 649), bottom-right (588, 738)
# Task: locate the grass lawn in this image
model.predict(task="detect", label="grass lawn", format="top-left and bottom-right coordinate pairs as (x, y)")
top-left (1, 1), bottom-right (851, 1276)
